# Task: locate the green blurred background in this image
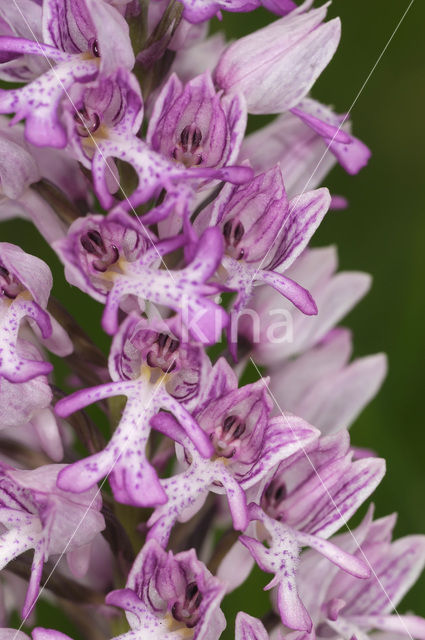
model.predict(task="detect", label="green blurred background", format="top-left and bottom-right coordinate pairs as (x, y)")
top-left (2, 0), bottom-right (425, 635)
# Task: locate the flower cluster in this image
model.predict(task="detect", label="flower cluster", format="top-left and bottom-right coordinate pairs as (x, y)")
top-left (0, 1), bottom-right (422, 640)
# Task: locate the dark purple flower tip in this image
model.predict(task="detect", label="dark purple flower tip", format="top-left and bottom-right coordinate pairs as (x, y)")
top-left (171, 580), bottom-right (204, 628)
top-left (173, 124), bottom-right (204, 167)
top-left (210, 414), bottom-right (247, 459)
top-left (146, 333), bottom-right (181, 373)
top-left (291, 101), bottom-right (372, 175)
top-left (261, 477), bottom-right (288, 519)
top-left (214, 166), bottom-right (288, 264)
top-left (73, 108), bottom-right (101, 138)
top-left (79, 229), bottom-right (120, 273)
top-left (67, 69), bottom-right (143, 158)
top-left (260, 270), bottom-right (318, 316)
top-left (0, 263), bottom-right (25, 299)
top-left (195, 380), bottom-right (273, 465)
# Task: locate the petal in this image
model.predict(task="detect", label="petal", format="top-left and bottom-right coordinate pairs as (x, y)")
top-left (261, 0), bottom-right (297, 15)
top-left (223, 90), bottom-right (248, 166)
top-left (285, 456), bottom-right (386, 538)
top-left (216, 536), bottom-right (255, 592)
top-left (0, 0), bottom-right (43, 46)
top-left (258, 267), bottom-right (371, 364)
top-left (326, 615), bottom-right (370, 640)
top-left (348, 615), bottom-right (425, 640)
top-left (173, 33), bottom-right (227, 83)
top-left (240, 110), bottom-right (338, 197)
top-left (162, 393), bottom-right (213, 458)
top-left (148, 463), bottom-right (212, 547)
top-left (270, 328), bottom-right (352, 411)
top-left (341, 535), bottom-right (425, 618)
top-left (109, 455), bottom-right (168, 507)
top-left (86, 0), bottom-right (135, 72)
top-left (180, 0), bottom-right (259, 23)
top-left (291, 106), bottom-right (351, 143)
top-left (66, 542), bottom-right (92, 578)
top-left (150, 411), bottom-right (192, 449)
top-left (22, 542), bottom-right (45, 618)
top-left (0, 242), bottom-right (53, 307)
top-left (258, 270), bottom-right (317, 315)
top-left (215, 7), bottom-right (341, 114)
top-left (267, 187), bottom-right (331, 272)
top-left (240, 414), bottom-right (320, 489)
top-left (240, 506), bottom-right (312, 631)
top-left (0, 128), bottom-right (40, 199)
top-left (31, 407), bottom-right (64, 462)
top-left (213, 466), bottom-right (249, 531)
top-left (0, 526), bottom-right (36, 571)
top-left (41, 315), bottom-right (73, 357)
top-left (294, 353), bottom-right (388, 434)
top-left (42, 0), bottom-right (96, 53)
top-left (146, 69), bottom-right (245, 168)
top-left (56, 377), bottom-right (213, 505)
top-left (291, 99), bottom-right (371, 175)
top-left (293, 529), bottom-right (369, 578)
top-left (0, 37), bottom-right (69, 62)
top-left (195, 356), bottom-right (238, 412)
top-left (219, 166), bottom-right (289, 265)
top-left (147, 73), bottom-right (183, 146)
top-left (57, 388), bottom-right (167, 506)
top-left (0, 301), bottom-right (52, 383)
top-left (55, 380), bottom-right (138, 418)
top-left (106, 587), bottom-right (153, 624)
top-left (236, 612), bottom-right (269, 640)
top-left (0, 340), bottom-right (52, 428)
top-left (296, 271), bottom-right (371, 354)
top-left (3, 189), bottom-right (68, 244)
top-left (276, 577), bottom-right (312, 632)
top-left (0, 631), bottom-right (30, 640)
